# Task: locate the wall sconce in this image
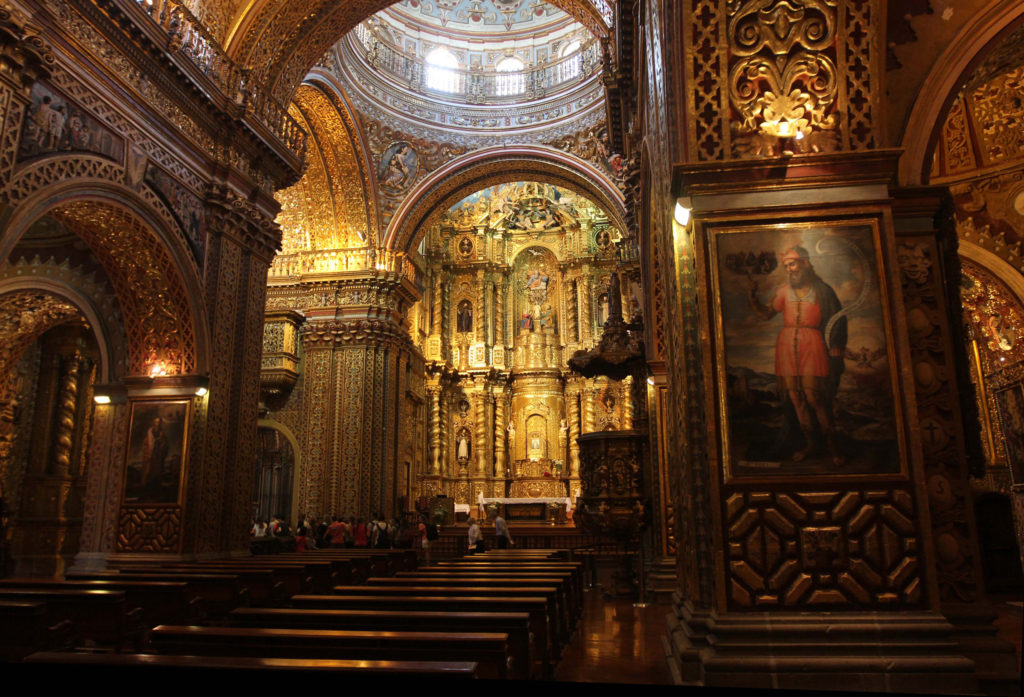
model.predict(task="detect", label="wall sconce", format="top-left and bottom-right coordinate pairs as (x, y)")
top-left (92, 384), bottom-right (127, 404)
top-left (195, 386), bottom-right (209, 397)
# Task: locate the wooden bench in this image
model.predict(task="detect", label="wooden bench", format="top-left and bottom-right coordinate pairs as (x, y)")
top-left (341, 582), bottom-right (568, 646)
top-left (433, 562), bottom-right (584, 612)
top-left (147, 624), bottom-right (513, 679)
top-left (290, 593), bottom-right (555, 678)
top-left (226, 606), bottom-right (536, 679)
top-left (0, 588), bottom-right (143, 651)
top-left (23, 651), bottom-right (480, 678)
top-left (367, 576), bottom-right (576, 640)
top-left (114, 566), bottom-right (285, 606)
top-left (0, 600), bottom-right (71, 661)
top-left (401, 568), bottom-right (582, 625)
top-left (68, 571), bottom-right (248, 619)
top-left (0, 578), bottom-right (204, 627)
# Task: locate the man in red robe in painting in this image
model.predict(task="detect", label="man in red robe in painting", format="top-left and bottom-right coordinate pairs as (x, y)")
top-left (748, 246), bottom-right (848, 464)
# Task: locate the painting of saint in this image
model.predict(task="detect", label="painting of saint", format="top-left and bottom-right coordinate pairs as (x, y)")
top-left (123, 400), bottom-right (189, 504)
top-left (378, 142), bottom-right (418, 193)
top-left (459, 237), bottom-right (473, 256)
top-left (714, 223), bottom-right (901, 478)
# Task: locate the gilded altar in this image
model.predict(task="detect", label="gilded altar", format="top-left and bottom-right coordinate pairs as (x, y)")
top-left (509, 458), bottom-right (569, 498)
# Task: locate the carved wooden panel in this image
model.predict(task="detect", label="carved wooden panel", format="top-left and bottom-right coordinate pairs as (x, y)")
top-left (117, 506), bottom-right (182, 552)
top-left (725, 489), bottom-right (922, 609)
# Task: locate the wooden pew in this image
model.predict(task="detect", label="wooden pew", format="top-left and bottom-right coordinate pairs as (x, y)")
top-left (290, 593), bottom-right (555, 678)
top-left (367, 576), bottom-right (576, 639)
top-left (24, 651), bottom-right (480, 678)
top-left (124, 562), bottom-right (310, 599)
top-left (225, 607), bottom-right (536, 679)
top-left (0, 578), bottom-right (204, 627)
top-left (0, 588), bottom-right (143, 651)
top-left (337, 582), bottom-right (568, 646)
top-left (401, 568), bottom-right (582, 625)
top-left (147, 625), bottom-right (513, 680)
top-left (68, 571), bottom-right (248, 619)
top-left (0, 601), bottom-right (71, 661)
top-left (114, 566), bottom-right (285, 606)
top-left (434, 562), bottom-right (584, 612)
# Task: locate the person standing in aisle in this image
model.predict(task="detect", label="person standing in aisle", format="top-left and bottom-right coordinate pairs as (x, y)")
top-left (494, 514), bottom-right (513, 549)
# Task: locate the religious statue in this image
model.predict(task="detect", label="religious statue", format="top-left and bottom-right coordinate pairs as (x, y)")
top-left (456, 428), bottom-right (471, 461)
top-left (457, 300), bottom-right (473, 333)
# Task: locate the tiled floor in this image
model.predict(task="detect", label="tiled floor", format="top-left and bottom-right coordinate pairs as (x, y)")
top-left (554, 590), bottom-right (672, 684)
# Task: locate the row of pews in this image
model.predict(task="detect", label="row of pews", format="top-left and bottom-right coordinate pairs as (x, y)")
top-left (1, 547), bottom-right (583, 680)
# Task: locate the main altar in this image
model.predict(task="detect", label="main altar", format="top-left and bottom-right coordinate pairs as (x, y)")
top-left (415, 181), bottom-right (643, 515)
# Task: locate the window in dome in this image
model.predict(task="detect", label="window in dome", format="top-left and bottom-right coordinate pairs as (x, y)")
top-left (425, 48), bottom-right (461, 93)
top-left (495, 56), bottom-right (526, 97)
top-left (558, 40), bottom-right (582, 83)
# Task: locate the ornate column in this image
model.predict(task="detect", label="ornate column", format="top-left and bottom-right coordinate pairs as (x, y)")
top-left (495, 275), bottom-right (507, 348)
top-left (566, 379), bottom-right (582, 479)
top-left (493, 388), bottom-right (506, 481)
top-left (299, 268), bottom-right (420, 519)
top-left (51, 351), bottom-right (83, 477)
top-left (176, 193), bottom-right (278, 558)
top-left (567, 278), bottom-right (580, 344)
top-left (427, 383), bottom-right (441, 476)
top-left (582, 385), bottom-right (596, 434)
top-left (578, 267), bottom-right (593, 343)
top-left (473, 390), bottom-right (487, 477)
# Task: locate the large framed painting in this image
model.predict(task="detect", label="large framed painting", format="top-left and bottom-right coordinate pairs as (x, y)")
top-left (709, 218), bottom-right (908, 480)
top-left (122, 399), bottom-right (190, 505)
top-left (994, 381), bottom-right (1024, 484)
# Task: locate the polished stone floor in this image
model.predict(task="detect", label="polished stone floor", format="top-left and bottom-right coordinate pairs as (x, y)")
top-left (554, 589), bottom-right (672, 684)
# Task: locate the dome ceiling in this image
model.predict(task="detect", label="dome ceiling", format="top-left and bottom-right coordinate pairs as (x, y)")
top-left (392, 0), bottom-right (568, 34)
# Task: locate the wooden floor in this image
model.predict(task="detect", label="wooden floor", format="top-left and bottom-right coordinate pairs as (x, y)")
top-left (555, 589), bottom-right (671, 684)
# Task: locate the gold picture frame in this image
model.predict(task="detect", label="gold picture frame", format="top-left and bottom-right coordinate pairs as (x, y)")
top-left (121, 399), bottom-right (191, 505)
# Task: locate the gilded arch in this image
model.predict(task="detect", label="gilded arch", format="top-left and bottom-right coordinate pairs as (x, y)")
top-left (385, 145), bottom-right (628, 254)
top-left (0, 179), bottom-right (210, 377)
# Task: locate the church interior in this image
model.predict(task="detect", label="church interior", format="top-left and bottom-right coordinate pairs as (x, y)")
top-left (0, 0), bottom-right (1022, 690)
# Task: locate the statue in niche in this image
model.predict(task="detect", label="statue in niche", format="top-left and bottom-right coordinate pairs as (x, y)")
top-left (456, 428), bottom-right (471, 461)
top-left (459, 237), bottom-right (473, 256)
top-left (520, 312), bottom-right (533, 331)
top-left (457, 300), bottom-right (473, 333)
top-left (538, 303), bottom-right (555, 332)
top-left (458, 399), bottom-right (470, 417)
top-left (596, 293), bottom-right (609, 327)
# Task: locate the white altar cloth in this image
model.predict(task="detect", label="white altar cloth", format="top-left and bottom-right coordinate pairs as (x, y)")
top-left (481, 496), bottom-right (571, 512)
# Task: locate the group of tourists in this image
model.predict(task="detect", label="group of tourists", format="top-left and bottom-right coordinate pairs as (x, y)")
top-left (252, 512), bottom-right (419, 552)
top-left (466, 514), bottom-right (513, 554)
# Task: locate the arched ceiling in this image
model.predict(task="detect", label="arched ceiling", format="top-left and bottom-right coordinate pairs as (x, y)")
top-left (221, 0), bottom-right (610, 103)
top-left (275, 84), bottom-right (379, 253)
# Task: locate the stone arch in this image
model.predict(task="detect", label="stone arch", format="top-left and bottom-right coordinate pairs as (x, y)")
top-left (224, 0), bottom-right (611, 104)
top-left (898, 0), bottom-right (1024, 186)
top-left (0, 275), bottom-right (123, 384)
top-left (385, 145), bottom-right (627, 254)
top-left (256, 418), bottom-right (303, 525)
top-left (0, 180), bottom-right (210, 377)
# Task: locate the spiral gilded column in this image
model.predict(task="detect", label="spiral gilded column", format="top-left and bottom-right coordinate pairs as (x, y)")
top-left (428, 386), bottom-right (441, 475)
top-left (51, 351), bottom-right (84, 477)
top-left (493, 391), bottom-right (506, 480)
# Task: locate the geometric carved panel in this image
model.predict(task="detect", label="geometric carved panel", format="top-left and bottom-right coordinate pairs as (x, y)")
top-left (117, 506), bottom-right (182, 553)
top-left (725, 489), bottom-right (923, 610)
